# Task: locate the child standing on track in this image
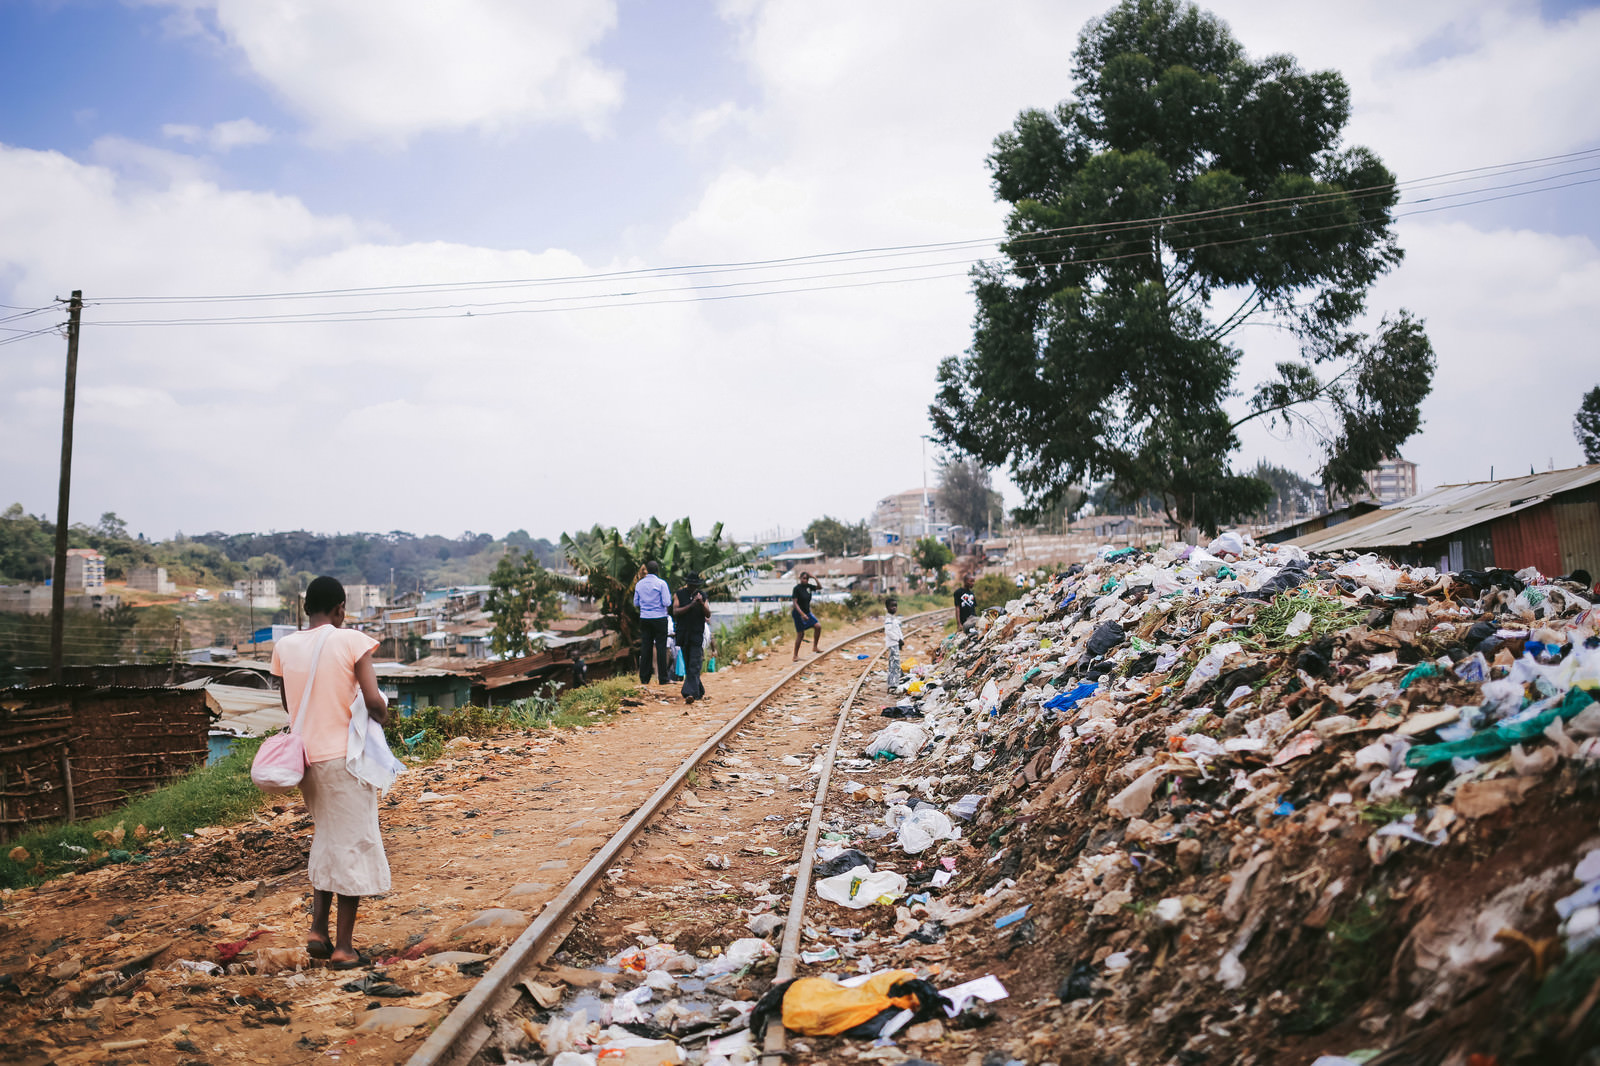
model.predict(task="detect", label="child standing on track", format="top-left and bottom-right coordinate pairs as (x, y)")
top-left (884, 596), bottom-right (903, 692)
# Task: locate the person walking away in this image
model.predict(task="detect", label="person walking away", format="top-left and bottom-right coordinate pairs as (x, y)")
top-left (884, 596), bottom-right (903, 693)
top-left (791, 571), bottom-right (823, 661)
top-left (271, 576), bottom-right (390, 969)
top-left (634, 560), bottom-right (672, 687)
top-left (673, 571), bottom-right (712, 704)
top-left (956, 573), bottom-right (977, 629)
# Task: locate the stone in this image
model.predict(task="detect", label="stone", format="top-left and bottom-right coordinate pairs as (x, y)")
top-left (355, 1006), bottom-right (438, 1033)
top-left (1175, 838), bottom-right (1202, 875)
top-left (451, 908), bottom-right (529, 939)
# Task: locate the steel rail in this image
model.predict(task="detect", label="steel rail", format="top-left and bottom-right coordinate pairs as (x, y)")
top-left (405, 608), bottom-right (949, 1066)
top-left (759, 619), bottom-right (913, 1063)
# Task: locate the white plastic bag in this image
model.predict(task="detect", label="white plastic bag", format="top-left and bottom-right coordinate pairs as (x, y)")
top-left (865, 722), bottom-right (929, 760)
top-left (897, 808), bottom-right (956, 854)
top-left (815, 864), bottom-right (907, 908)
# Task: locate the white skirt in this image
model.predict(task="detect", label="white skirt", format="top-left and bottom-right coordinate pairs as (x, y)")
top-left (301, 759), bottom-right (391, 897)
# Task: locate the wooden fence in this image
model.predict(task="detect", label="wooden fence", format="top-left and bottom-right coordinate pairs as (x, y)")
top-left (0, 686), bottom-right (210, 840)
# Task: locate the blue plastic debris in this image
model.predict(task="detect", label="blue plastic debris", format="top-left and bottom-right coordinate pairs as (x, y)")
top-left (1272, 799), bottom-right (1296, 816)
top-left (1044, 681), bottom-right (1099, 713)
top-left (994, 905), bottom-right (1031, 929)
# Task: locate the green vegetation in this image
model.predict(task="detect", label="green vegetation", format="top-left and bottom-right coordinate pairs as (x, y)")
top-left (559, 517), bottom-right (756, 644)
top-left (803, 516), bottom-right (871, 557)
top-left (973, 573), bottom-right (1018, 612)
top-left (931, 0), bottom-right (1435, 529)
top-left (486, 549), bottom-right (565, 658)
top-left (1249, 589), bottom-right (1366, 645)
top-left (1282, 888), bottom-right (1395, 1034)
top-left (0, 736), bottom-right (266, 890)
top-left (385, 677), bottom-right (644, 759)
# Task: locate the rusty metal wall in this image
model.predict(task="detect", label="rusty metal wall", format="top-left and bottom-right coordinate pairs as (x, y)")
top-left (1554, 490), bottom-right (1600, 579)
top-left (1490, 503), bottom-right (1562, 577)
top-left (0, 687), bottom-right (209, 840)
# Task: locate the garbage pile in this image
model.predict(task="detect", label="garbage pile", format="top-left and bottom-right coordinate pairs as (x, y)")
top-left (829, 539), bottom-right (1600, 1064)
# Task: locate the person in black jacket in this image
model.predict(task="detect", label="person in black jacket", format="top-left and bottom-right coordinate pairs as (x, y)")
top-left (956, 573), bottom-right (977, 627)
top-left (672, 572), bottom-right (712, 704)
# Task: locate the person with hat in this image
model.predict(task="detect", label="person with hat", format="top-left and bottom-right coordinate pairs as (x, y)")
top-left (672, 571), bottom-right (713, 704)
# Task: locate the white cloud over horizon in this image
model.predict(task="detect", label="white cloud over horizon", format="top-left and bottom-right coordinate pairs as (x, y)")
top-left (3, 0), bottom-right (1598, 542)
top-left (146, 0), bottom-right (625, 144)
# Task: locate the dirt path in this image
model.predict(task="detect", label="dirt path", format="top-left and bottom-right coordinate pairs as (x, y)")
top-left (0, 619), bottom-right (888, 1066)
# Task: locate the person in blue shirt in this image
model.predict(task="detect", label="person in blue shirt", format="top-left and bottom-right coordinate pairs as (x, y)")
top-left (633, 560), bottom-right (673, 685)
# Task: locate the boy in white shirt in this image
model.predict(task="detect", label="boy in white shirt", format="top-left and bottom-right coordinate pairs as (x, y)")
top-left (884, 596), bottom-right (903, 693)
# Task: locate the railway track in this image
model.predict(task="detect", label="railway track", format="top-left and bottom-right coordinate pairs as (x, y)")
top-left (407, 608), bottom-right (952, 1066)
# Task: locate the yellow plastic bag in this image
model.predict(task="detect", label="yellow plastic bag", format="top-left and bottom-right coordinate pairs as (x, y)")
top-left (781, 970), bottom-right (922, 1036)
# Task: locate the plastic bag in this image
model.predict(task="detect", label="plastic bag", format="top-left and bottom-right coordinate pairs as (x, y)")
top-left (815, 864), bottom-right (907, 908)
top-left (865, 723), bottom-right (929, 760)
top-left (1207, 531), bottom-right (1245, 557)
top-left (751, 970), bottom-right (949, 1038)
top-left (897, 808), bottom-right (956, 854)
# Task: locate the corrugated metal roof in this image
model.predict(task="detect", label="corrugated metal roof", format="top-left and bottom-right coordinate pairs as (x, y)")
top-left (1289, 464), bottom-right (1600, 552)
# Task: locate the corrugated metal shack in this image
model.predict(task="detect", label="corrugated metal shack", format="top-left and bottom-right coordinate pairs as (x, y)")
top-left (0, 687), bottom-right (210, 840)
top-left (1288, 464), bottom-right (1600, 576)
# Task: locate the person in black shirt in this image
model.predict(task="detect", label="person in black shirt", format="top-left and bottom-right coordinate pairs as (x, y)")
top-left (790, 570), bottom-right (823, 661)
top-left (672, 572), bottom-right (712, 704)
top-left (956, 572), bottom-right (977, 627)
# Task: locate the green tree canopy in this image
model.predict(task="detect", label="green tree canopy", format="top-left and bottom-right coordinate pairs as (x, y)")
top-left (486, 550), bottom-right (564, 658)
top-left (936, 457), bottom-right (1005, 537)
top-left (559, 518), bottom-right (754, 641)
top-left (930, 0), bottom-right (1435, 532)
top-left (1577, 385), bottom-right (1600, 464)
top-left (804, 516), bottom-right (871, 557)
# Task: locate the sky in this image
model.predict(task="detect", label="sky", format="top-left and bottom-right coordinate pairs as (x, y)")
top-left (1, 0), bottom-right (1598, 543)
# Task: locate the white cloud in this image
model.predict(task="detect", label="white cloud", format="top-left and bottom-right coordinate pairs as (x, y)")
top-left (6, 1), bottom-right (1599, 541)
top-left (660, 102), bottom-right (752, 146)
top-left (149, 0), bottom-right (623, 143)
top-left (161, 117), bottom-right (273, 152)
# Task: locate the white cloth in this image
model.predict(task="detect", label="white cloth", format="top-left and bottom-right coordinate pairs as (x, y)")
top-left (884, 614), bottom-right (903, 648)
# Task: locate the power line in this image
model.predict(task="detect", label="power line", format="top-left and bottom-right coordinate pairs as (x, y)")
top-left (76, 165), bottom-right (1600, 327)
top-left (69, 144), bottom-right (1600, 310)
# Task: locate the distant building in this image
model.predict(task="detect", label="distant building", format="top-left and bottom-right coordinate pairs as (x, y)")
top-left (1364, 457), bottom-right (1419, 504)
top-left (64, 548), bottom-right (105, 590)
top-left (127, 566), bottom-right (177, 595)
top-left (344, 583), bottom-right (385, 618)
top-left (233, 577), bottom-right (280, 609)
top-left (871, 488), bottom-right (951, 546)
top-left (0, 585), bottom-right (121, 614)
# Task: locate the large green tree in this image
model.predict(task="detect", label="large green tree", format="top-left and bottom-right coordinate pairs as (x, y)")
top-left (936, 457), bottom-right (1005, 538)
top-left (1577, 385), bottom-right (1600, 464)
top-left (486, 550), bottom-right (564, 658)
top-left (930, 0), bottom-right (1435, 531)
top-left (804, 516), bottom-right (871, 557)
top-left (559, 518), bottom-right (754, 642)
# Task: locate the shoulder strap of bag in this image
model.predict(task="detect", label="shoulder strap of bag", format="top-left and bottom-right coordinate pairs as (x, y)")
top-left (287, 626), bottom-right (336, 735)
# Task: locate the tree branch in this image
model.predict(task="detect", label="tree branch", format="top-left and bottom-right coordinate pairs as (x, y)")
top-left (1206, 286), bottom-right (1264, 340)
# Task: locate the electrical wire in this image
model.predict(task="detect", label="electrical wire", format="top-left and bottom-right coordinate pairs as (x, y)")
top-left (71, 144), bottom-right (1600, 311)
top-left (78, 166), bottom-right (1600, 327)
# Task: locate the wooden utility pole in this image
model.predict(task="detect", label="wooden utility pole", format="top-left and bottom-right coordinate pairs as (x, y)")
top-left (48, 291), bottom-right (83, 684)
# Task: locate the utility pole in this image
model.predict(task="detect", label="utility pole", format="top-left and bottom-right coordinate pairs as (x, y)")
top-left (48, 291), bottom-right (83, 684)
top-left (167, 614), bottom-right (183, 685)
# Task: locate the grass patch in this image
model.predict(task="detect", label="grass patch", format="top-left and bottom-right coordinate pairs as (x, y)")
top-left (1281, 888), bottom-right (1395, 1034)
top-left (0, 736), bottom-right (267, 891)
top-left (387, 677), bottom-right (644, 757)
top-left (1250, 589), bottom-right (1366, 646)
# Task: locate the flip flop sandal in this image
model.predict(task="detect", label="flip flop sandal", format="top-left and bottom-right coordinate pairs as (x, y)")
top-left (327, 953), bottom-right (372, 971)
top-left (306, 939), bottom-right (333, 960)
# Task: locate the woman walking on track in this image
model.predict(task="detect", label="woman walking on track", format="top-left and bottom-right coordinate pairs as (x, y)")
top-left (271, 576), bottom-right (392, 969)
